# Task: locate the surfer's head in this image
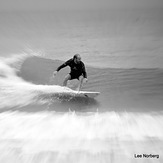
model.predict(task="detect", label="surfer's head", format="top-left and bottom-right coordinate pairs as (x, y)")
top-left (73, 54), bottom-right (81, 64)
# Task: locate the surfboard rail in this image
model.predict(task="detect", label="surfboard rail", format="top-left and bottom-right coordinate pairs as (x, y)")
top-left (75, 91), bottom-right (100, 98)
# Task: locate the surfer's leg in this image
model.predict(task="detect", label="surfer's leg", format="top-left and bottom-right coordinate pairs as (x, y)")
top-left (63, 74), bottom-right (71, 86)
top-left (77, 75), bottom-right (84, 91)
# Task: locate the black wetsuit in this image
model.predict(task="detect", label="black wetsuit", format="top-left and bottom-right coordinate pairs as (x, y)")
top-left (56, 58), bottom-right (87, 80)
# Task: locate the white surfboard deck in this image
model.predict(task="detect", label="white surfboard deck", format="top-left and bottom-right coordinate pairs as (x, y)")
top-left (74, 90), bottom-right (100, 98)
top-left (53, 86), bottom-right (100, 98)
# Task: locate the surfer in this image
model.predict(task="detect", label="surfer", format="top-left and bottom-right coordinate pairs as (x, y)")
top-left (53, 54), bottom-right (88, 91)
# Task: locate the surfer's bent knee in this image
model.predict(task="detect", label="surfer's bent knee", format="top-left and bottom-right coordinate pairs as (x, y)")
top-left (64, 74), bottom-right (71, 81)
top-left (79, 75), bottom-right (84, 81)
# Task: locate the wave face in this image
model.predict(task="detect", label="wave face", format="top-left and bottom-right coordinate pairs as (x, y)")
top-left (18, 55), bottom-right (163, 112)
top-left (0, 53), bottom-right (163, 111)
top-left (0, 54), bottom-right (163, 111)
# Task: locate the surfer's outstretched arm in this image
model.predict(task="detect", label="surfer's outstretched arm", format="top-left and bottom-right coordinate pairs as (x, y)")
top-left (56, 59), bottom-right (72, 72)
top-left (53, 59), bottom-right (72, 77)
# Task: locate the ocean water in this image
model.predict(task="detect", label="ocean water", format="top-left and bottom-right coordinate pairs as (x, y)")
top-left (0, 9), bottom-right (163, 162)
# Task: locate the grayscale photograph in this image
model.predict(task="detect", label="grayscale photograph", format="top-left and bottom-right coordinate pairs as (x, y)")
top-left (0, 0), bottom-right (162, 162)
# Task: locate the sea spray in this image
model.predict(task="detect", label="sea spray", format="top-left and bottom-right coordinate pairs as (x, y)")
top-left (0, 54), bottom-right (76, 109)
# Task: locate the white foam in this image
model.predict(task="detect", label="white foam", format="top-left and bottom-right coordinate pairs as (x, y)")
top-left (0, 111), bottom-right (163, 163)
top-left (0, 111), bottom-right (163, 142)
top-left (0, 53), bottom-right (78, 108)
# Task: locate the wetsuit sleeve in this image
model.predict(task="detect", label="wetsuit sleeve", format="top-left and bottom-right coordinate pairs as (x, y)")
top-left (56, 59), bottom-right (72, 72)
top-left (82, 62), bottom-right (87, 78)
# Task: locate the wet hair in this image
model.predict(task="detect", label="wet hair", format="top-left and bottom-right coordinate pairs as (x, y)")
top-left (73, 54), bottom-right (80, 60)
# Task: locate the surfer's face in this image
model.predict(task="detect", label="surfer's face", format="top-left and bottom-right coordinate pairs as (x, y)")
top-left (75, 56), bottom-right (81, 64)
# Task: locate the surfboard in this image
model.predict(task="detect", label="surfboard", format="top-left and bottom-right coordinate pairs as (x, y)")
top-left (53, 86), bottom-right (100, 99)
top-left (74, 91), bottom-right (100, 98)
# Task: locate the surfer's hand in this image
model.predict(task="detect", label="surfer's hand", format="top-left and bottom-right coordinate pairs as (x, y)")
top-left (84, 78), bottom-right (88, 83)
top-left (53, 71), bottom-right (57, 77)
